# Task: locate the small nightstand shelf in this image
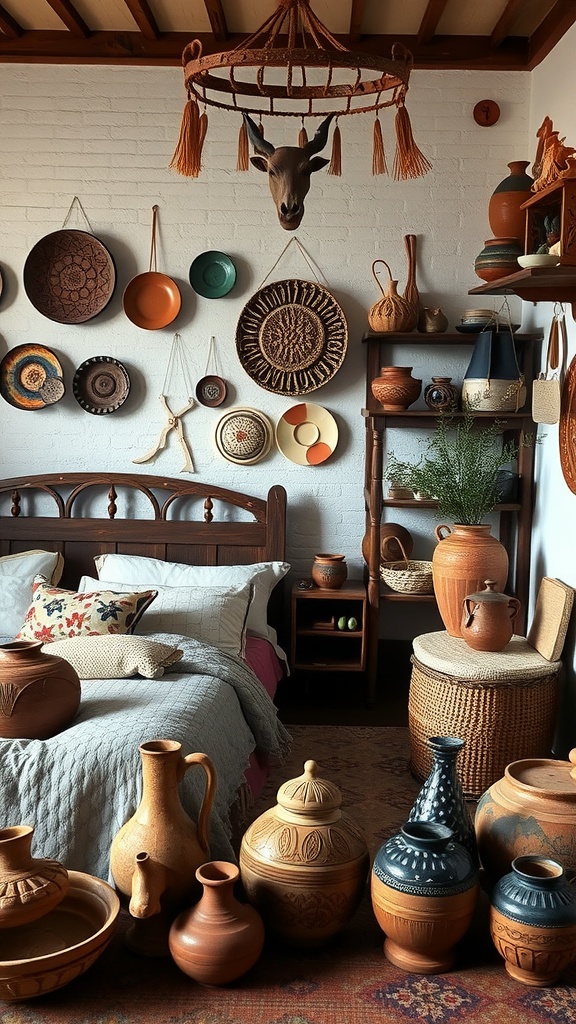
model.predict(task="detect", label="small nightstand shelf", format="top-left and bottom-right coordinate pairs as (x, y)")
top-left (290, 580), bottom-right (367, 674)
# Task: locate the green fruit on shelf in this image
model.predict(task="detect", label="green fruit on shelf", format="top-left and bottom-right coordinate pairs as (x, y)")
top-left (337, 616), bottom-right (347, 631)
top-left (347, 617), bottom-right (358, 631)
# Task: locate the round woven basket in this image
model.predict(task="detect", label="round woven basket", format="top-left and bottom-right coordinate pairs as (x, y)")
top-left (380, 537), bottom-right (433, 594)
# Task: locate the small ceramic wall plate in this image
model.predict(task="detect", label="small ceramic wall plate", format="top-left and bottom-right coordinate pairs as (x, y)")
top-left (23, 229), bottom-right (116, 324)
top-left (72, 356), bottom-right (130, 415)
top-left (276, 402), bottom-right (338, 466)
top-left (122, 271), bottom-right (181, 330)
top-left (189, 251), bottom-right (236, 298)
top-left (215, 407), bottom-right (273, 465)
top-left (0, 344), bottom-right (65, 409)
top-left (195, 374), bottom-right (227, 407)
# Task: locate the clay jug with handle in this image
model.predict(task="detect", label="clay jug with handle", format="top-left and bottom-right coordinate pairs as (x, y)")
top-left (461, 580), bottom-right (521, 652)
top-left (432, 524), bottom-right (509, 638)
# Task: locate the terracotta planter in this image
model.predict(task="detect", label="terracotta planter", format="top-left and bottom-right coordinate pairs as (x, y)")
top-left (488, 161), bottom-right (534, 246)
top-left (239, 759), bottom-right (369, 947)
top-left (461, 580), bottom-right (521, 652)
top-left (371, 366), bottom-right (422, 411)
top-left (311, 553), bottom-right (348, 590)
top-left (0, 825), bottom-right (69, 929)
top-left (432, 524), bottom-right (509, 637)
top-left (169, 861), bottom-right (265, 985)
top-left (0, 640), bottom-right (81, 739)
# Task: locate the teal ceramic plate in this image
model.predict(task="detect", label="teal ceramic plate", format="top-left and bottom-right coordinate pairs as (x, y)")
top-left (189, 251), bottom-right (236, 299)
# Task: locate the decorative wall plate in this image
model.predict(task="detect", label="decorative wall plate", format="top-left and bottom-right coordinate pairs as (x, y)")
top-left (215, 407), bottom-right (273, 465)
top-left (189, 251), bottom-right (236, 298)
top-left (195, 374), bottom-right (227, 407)
top-left (0, 344), bottom-right (65, 409)
top-left (235, 278), bottom-right (348, 396)
top-left (559, 354), bottom-right (576, 494)
top-left (73, 356), bottom-right (130, 415)
top-left (23, 230), bottom-right (116, 324)
top-left (276, 402), bottom-right (338, 465)
top-left (122, 271), bottom-right (181, 330)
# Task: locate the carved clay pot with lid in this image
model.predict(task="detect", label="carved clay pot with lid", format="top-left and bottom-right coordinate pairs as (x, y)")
top-left (239, 759), bottom-right (369, 947)
top-left (461, 579), bottom-right (521, 652)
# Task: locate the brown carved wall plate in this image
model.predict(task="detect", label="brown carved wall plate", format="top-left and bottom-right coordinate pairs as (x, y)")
top-left (23, 230), bottom-right (116, 324)
top-left (559, 354), bottom-right (576, 493)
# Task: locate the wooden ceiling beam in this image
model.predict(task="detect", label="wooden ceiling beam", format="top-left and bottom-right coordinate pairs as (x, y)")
top-left (122, 0), bottom-right (160, 41)
top-left (491, 0), bottom-right (525, 49)
top-left (528, 0), bottom-right (576, 69)
top-left (417, 0), bottom-right (449, 46)
top-left (203, 0), bottom-right (229, 43)
top-left (349, 0), bottom-right (367, 43)
top-left (0, 3), bottom-right (22, 37)
top-left (45, 0), bottom-right (90, 38)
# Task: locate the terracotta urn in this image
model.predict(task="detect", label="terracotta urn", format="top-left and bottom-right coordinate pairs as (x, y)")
top-left (239, 759), bottom-right (370, 947)
top-left (371, 821), bottom-right (479, 974)
top-left (490, 856), bottom-right (576, 986)
top-left (0, 825), bottom-right (69, 929)
top-left (169, 861), bottom-right (265, 985)
top-left (371, 366), bottom-right (422, 411)
top-left (474, 237), bottom-right (524, 282)
top-left (461, 580), bottom-right (521, 652)
top-left (424, 376), bottom-right (459, 412)
top-left (432, 524), bottom-right (509, 637)
top-left (0, 640), bottom-right (81, 739)
top-left (488, 160), bottom-right (534, 246)
top-left (311, 553), bottom-right (348, 590)
top-left (475, 749), bottom-right (576, 884)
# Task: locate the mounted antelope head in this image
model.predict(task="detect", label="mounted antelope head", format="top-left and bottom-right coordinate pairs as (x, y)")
top-left (243, 112), bottom-right (334, 231)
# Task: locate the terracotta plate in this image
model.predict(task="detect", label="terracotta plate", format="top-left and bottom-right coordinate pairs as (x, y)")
top-left (276, 402), bottom-right (338, 466)
top-left (559, 354), bottom-right (576, 494)
top-left (195, 374), bottom-right (227, 407)
top-left (215, 407), bottom-right (274, 465)
top-left (189, 251), bottom-right (236, 298)
top-left (0, 344), bottom-right (65, 410)
top-left (73, 356), bottom-right (130, 415)
top-left (122, 271), bottom-right (181, 330)
top-left (23, 230), bottom-right (116, 324)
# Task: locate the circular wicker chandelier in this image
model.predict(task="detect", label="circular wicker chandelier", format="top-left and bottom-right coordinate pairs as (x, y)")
top-left (171, 0), bottom-right (430, 182)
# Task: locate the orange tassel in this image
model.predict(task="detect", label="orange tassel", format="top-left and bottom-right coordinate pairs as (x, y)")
top-left (237, 117), bottom-right (249, 171)
top-left (372, 116), bottom-right (387, 176)
top-left (169, 95), bottom-right (204, 177)
top-left (298, 121), bottom-right (309, 147)
top-left (393, 103), bottom-right (432, 181)
top-left (328, 122), bottom-right (341, 176)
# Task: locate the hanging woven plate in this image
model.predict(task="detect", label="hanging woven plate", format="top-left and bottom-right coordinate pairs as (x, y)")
top-left (0, 344), bottom-right (65, 409)
top-left (215, 407), bottom-right (274, 465)
top-left (73, 356), bottom-right (130, 415)
top-left (23, 230), bottom-right (116, 324)
top-left (235, 278), bottom-right (348, 396)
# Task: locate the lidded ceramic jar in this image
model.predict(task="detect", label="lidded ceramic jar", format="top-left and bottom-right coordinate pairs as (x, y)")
top-left (239, 759), bottom-right (369, 947)
top-left (0, 641), bottom-right (81, 739)
top-left (371, 366), bottom-right (422, 411)
top-left (461, 580), bottom-right (521, 652)
top-left (0, 825), bottom-right (69, 929)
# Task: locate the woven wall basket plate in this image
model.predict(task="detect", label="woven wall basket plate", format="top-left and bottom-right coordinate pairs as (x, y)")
top-left (215, 407), bottom-right (274, 465)
top-left (0, 344), bottom-right (65, 410)
top-left (276, 402), bottom-right (338, 465)
top-left (235, 278), bottom-right (348, 396)
top-left (559, 354), bottom-right (576, 494)
top-left (73, 356), bottom-right (130, 415)
top-left (23, 230), bottom-right (116, 324)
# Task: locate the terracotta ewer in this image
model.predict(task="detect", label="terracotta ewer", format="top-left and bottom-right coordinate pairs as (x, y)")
top-left (488, 160), bottom-right (534, 246)
top-left (0, 825), bottom-right (69, 929)
top-left (0, 640), bottom-right (81, 739)
top-left (475, 748), bottom-right (576, 884)
top-left (461, 580), bottom-right (521, 652)
top-left (169, 860), bottom-right (265, 985)
top-left (371, 366), bottom-right (422, 411)
top-left (371, 821), bottom-right (479, 974)
top-left (239, 759), bottom-right (369, 947)
top-left (109, 739), bottom-right (217, 954)
top-left (490, 855), bottom-right (576, 986)
top-left (432, 524), bottom-right (509, 637)
top-left (311, 553), bottom-right (347, 590)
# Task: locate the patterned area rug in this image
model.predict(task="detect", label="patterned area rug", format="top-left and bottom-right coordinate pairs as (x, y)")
top-left (3, 725), bottom-right (575, 1024)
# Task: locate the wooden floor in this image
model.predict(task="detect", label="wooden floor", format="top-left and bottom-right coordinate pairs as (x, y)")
top-left (276, 640), bottom-right (411, 726)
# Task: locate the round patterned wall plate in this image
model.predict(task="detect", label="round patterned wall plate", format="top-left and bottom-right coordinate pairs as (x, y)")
top-left (215, 407), bottom-right (274, 465)
top-left (559, 354), bottom-right (576, 494)
top-left (23, 229), bottom-right (116, 324)
top-left (195, 374), bottom-right (227, 407)
top-left (235, 278), bottom-right (348, 396)
top-left (0, 344), bottom-right (65, 409)
top-left (73, 356), bottom-right (130, 415)
top-left (189, 251), bottom-right (236, 298)
top-left (122, 271), bottom-right (182, 330)
top-left (276, 402), bottom-right (338, 465)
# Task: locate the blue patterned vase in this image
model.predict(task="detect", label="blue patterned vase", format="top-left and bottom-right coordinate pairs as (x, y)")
top-left (408, 736), bottom-right (478, 865)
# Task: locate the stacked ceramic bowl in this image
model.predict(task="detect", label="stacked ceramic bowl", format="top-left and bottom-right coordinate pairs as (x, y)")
top-left (456, 309), bottom-right (497, 334)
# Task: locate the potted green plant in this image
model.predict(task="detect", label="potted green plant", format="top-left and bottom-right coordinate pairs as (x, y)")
top-left (382, 453), bottom-right (416, 500)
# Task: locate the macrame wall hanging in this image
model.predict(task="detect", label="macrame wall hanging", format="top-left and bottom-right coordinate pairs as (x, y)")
top-left (133, 333), bottom-right (196, 473)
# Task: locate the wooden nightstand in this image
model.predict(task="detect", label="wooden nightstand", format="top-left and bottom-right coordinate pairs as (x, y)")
top-left (290, 580), bottom-right (367, 674)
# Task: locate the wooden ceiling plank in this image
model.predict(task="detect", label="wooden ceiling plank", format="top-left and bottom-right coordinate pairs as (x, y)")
top-left (45, 0), bottom-right (90, 38)
top-left (0, 2), bottom-right (23, 37)
top-left (417, 0), bottom-right (450, 46)
top-left (528, 0), bottom-right (576, 69)
top-left (491, 0), bottom-right (526, 49)
top-left (203, 0), bottom-right (229, 43)
top-left (349, 0), bottom-right (367, 44)
top-left (122, 0), bottom-right (160, 41)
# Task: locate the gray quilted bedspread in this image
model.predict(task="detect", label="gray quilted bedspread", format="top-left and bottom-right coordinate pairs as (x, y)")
top-left (0, 633), bottom-right (291, 881)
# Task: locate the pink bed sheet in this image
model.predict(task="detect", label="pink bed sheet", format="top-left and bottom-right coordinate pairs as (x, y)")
top-left (242, 634), bottom-right (286, 800)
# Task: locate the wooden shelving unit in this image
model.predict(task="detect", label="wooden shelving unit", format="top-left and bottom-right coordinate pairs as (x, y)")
top-left (290, 580), bottom-right (367, 675)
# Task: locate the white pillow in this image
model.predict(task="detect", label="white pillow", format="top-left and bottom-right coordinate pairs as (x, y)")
top-left (93, 554), bottom-right (289, 643)
top-left (79, 575), bottom-right (253, 658)
top-left (0, 549), bottom-right (64, 639)
top-left (43, 635), bottom-right (184, 679)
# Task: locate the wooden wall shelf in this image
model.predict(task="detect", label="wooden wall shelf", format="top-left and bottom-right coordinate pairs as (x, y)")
top-left (469, 266), bottom-right (576, 316)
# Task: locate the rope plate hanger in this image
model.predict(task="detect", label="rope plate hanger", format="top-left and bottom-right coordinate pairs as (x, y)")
top-left (133, 333), bottom-right (196, 473)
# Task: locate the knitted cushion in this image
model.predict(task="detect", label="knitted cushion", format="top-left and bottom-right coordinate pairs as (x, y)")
top-left (43, 635), bottom-right (183, 679)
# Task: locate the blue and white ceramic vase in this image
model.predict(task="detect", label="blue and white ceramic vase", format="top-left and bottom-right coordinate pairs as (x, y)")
top-left (408, 736), bottom-right (478, 865)
top-left (490, 855), bottom-right (576, 986)
top-left (371, 821), bottom-right (479, 974)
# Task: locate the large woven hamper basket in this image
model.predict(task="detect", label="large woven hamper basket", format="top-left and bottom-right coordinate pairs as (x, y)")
top-left (408, 654), bottom-right (561, 798)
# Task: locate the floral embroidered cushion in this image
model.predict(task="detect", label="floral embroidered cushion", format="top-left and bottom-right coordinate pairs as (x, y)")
top-left (17, 575), bottom-right (157, 643)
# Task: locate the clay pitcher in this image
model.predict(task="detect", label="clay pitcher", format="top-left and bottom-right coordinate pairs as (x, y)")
top-left (0, 825), bottom-right (69, 929)
top-left (0, 640), bottom-right (80, 739)
top-left (461, 580), bottom-right (521, 652)
top-left (432, 524), bottom-right (509, 637)
top-left (110, 740), bottom-right (217, 920)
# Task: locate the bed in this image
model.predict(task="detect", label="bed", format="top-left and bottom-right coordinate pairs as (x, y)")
top-left (0, 472), bottom-right (291, 882)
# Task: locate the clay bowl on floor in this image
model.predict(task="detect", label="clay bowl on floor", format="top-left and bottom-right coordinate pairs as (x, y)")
top-left (0, 870), bottom-right (120, 1001)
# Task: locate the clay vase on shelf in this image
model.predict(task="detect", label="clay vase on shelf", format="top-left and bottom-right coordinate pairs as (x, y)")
top-left (424, 377), bottom-right (459, 412)
top-left (311, 553), bottom-right (347, 590)
top-left (0, 825), bottom-right (69, 929)
top-left (432, 524), bottom-right (509, 638)
top-left (407, 736), bottom-right (478, 864)
top-left (474, 237), bottom-right (524, 283)
top-left (490, 856), bottom-right (576, 986)
top-left (371, 821), bottom-right (479, 974)
top-left (417, 307), bottom-right (448, 334)
top-left (169, 861), bottom-right (265, 985)
top-left (475, 748), bottom-right (576, 884)
top-left (368, 260), bottom-right (415, 333)
top-left (461, 580), bottom-right (521, 652)
top-left (402, 234), bottom-right (420, 330)
top-left (371, 366), bottom-right (422, 412)
top-left (0, 640), bottom-right (81, 740)
top-left (488, 160), bottom-right (534, 246)
top-left (239, 759), bottom-right (370, 947)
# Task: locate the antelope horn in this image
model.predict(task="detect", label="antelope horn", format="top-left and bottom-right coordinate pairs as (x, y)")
top-left (304, 113), bottom-right (335, 155)
top-left (242, 112), bottom-right (275, 156)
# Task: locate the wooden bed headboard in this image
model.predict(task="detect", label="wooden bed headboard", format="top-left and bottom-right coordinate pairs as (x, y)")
top-left (0, 473), bottom-right (287, 592)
